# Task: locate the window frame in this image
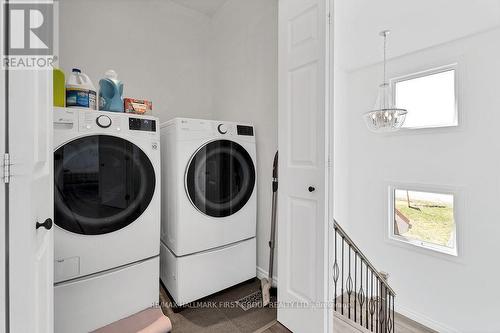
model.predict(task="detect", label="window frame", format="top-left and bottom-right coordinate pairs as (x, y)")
top-left (391, 63), bottom-right (459, 130)
top-left (387, 183), bottom-right (459, 257)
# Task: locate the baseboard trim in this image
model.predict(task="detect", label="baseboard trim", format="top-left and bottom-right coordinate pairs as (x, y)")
top-left (396, 304), bottom-right (460, 333)
top-left (256, 266), bottom-right (278, 287)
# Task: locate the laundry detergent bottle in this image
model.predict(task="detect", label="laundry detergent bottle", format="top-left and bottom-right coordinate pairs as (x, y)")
top-left (66, 68), bottom-right (97, 109)
top-left (99, 70), bottom-right (124, 112)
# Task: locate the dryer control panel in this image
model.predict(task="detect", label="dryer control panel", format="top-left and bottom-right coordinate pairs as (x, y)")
top-left (170, 118), bottom-right (255, 143)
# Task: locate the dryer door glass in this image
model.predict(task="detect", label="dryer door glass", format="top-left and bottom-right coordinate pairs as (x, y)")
top-left (186, 139), bottom-right (255, 217)
top-left (54, 135), bottom-right (156, 235)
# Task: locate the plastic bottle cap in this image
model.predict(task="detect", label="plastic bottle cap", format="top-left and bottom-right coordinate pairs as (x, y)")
top-left (105, 69), bottom-right (118, 79)
top-left (72, 68), bottom-right (81, 73)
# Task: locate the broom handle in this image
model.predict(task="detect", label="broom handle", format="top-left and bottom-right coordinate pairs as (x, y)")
top-left (268, 151), bottom-right (279, 281)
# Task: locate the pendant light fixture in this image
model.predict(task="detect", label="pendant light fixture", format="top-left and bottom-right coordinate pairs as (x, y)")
top-left (363, 30), bottom-right (407, 132)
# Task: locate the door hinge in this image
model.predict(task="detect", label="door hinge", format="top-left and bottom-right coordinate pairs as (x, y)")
top-left (3, 153), bottom-right (11, 183)
top-left (328, 12), bottom-right (332, 25)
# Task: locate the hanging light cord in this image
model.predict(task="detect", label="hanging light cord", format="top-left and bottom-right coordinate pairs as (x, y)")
top-left (383, 32), bottom-right (387, 85)
top-left (379, 30), bottom-right (390, 109)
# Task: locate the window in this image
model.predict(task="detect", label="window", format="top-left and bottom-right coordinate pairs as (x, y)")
top-left (393, 66), bottom-right (458, 129)
top-left (389, 187), bottom-right (457, 256)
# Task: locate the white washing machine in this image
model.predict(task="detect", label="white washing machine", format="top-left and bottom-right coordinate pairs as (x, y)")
top-left (53, 107), bottom-right (160, 333)
top-left (160, 118), bottom-right (257, 305)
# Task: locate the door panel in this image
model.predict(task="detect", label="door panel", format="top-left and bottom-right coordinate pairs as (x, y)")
top-left (289, 63), bottom-right (318, 166)
top-left (278, 0), bottom-right (331, 332)
top-left (289, 197), bottom-right (317, 301)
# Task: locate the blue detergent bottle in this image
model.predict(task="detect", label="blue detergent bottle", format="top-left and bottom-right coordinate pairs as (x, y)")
top-left (99, 70), bottom-right (124, 112)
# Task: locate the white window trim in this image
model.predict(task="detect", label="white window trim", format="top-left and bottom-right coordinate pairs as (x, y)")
top-left (387, 183), bottom-right (460, 257)
top-left (390, 63), bottom-right (459, 130)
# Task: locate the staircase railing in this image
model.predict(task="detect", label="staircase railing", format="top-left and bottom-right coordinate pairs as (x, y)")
top-left (333, 220), bottom-right (396, 333)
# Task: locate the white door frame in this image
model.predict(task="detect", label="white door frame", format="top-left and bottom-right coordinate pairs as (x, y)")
top-left (326, 0), bottom-right (336, 333)
top-left (0, 1), bottom-right (7, 328)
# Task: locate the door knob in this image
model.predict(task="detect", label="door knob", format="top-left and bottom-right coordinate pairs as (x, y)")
top-left (36, 218), bottom-right (53, 230)
top-left (308, 186), bottom-right (315, 192)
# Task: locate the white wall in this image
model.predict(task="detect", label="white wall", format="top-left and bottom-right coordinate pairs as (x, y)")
top-left (58, 0), bottom-right (213, 123)
top-left (334, 28), bottom-right (500, 332)
top-left (210, 0), bottom-right (279, 280)
top-left (59, 0), bottom-right (279, 280)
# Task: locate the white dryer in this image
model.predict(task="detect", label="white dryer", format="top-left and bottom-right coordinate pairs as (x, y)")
top-left (53, 107), bottom-right (160, 333)
top-left (160, 118), bottom-right (257, 305)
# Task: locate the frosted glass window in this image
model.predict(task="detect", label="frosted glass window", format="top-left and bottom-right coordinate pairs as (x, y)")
top-left (394, 69), bottom-right (457, 129)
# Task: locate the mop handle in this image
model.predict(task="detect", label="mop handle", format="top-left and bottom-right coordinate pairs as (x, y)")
top-left (268, 151), bottom-right (278, 281)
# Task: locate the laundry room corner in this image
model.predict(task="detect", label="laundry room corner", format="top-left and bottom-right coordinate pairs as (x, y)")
top-left (58, 0), bottom-right (279, 283)
top-left (209, 0), bottom-right (279, 283)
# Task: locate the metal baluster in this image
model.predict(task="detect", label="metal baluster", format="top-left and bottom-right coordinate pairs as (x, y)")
top-left (392, 294), bottom-right (395, 333)
top-left (366, 263), bottom-right (369, 330)
top-left (375, 277), bottom-right (379, 333)
top-left (379, 278), bottom-right (385, 333)
top-left (341, 236), bottom-right (344, 315)
top-left (359, 259), bottom-right (363, 326)
top-left (347, 245), bottom-right (353, 319)
top-left (380, 279), bottom-right (387, 333)
top-left (333, 229), bottom-right (339, 312)
top-left (385, 287), bottom-right (388, 333)
top-left (354, 252), bottom-right (357, 323)
top-left (387, 292), bottom-right (393, 333)
top-left (369, 271), bottom-right (375, 332)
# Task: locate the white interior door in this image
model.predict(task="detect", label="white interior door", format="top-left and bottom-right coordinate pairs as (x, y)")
top-left (277, 0), bottom-right (331, 332)
top-left (4, 3), bottom-right (54, 331)
top-left (8, 71), bottom-right (54, 333)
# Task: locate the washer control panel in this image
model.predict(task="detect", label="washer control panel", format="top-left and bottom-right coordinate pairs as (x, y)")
top-left (80, 111), bottom-right (123, 132)
top-left (129, 117), bottom-right (157, 132)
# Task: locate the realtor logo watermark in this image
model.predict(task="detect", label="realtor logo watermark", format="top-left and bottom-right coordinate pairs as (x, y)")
top-left (2, 1), bottom-right (55, 69)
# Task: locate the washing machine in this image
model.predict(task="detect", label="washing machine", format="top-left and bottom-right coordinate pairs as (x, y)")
top-left (52, 107), bottom-right (160, 333)
top-left (160, 118), bottom-right (257, 305)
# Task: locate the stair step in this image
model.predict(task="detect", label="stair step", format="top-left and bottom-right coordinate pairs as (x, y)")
top-left (334, 311), bottom-right (371, 333)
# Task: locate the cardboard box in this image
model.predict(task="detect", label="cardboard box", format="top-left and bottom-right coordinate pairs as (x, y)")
top-left (124, 98), bottom-right (152, 115)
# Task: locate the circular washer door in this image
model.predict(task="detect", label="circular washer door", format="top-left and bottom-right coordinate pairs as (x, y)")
top-left (186, 140), bottom-right (256, 218)
top-left (54, 135), bottom-right (156, 235)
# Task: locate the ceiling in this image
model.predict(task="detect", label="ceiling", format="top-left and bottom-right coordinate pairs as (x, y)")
top-left (336, 0), bottom-right (500, 71)
top-left (170, 0), bottom-right (228, 17)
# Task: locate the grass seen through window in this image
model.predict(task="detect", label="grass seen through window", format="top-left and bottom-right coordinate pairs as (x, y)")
top-left (394, 189), bottom-right (455, 248)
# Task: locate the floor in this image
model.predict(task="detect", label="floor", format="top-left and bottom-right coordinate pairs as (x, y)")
top-left (159, 279), bottom-right (435, 333)
top-left (160, 279), bottom-right (287, 333)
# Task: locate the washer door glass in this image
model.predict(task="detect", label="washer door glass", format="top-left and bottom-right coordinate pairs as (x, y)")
top-left (54, 135), bottom-right (156, 235)
top-left (186, 140), bottom-right (255, 218)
